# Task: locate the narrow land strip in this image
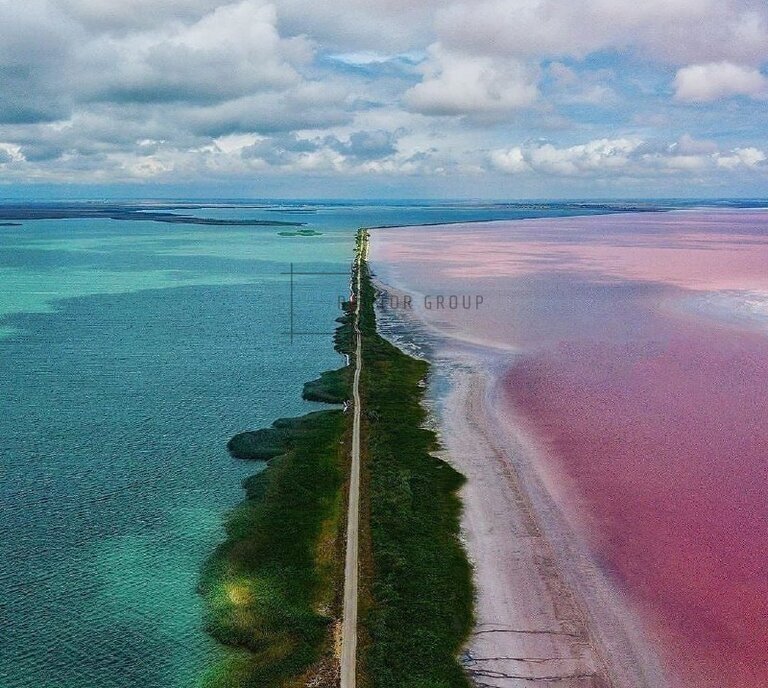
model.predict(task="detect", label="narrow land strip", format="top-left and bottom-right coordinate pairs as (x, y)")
top-left (199, 278), bottom-right (354, 687)
top-left (356, 232), bottom-right (474, 687)
top-left (340, 231), bottom-right (366, 688)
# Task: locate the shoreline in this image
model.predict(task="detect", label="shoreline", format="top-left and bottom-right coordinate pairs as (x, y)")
top-left (489, 366), bottom-right (666, 686)
top-left (369, 261), bottom-right (668, 687)
top-left (368, 208), bottom-right (768, 687)
top-left (431, 346), bottom-right (666, 688)
top-left (198, 307), bottom-right (355, 688)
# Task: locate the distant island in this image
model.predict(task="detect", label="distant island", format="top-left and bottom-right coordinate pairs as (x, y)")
top-left (277, 228), bottom-right (323, 236)
top-left (0, 203), bottom-right (304, 227)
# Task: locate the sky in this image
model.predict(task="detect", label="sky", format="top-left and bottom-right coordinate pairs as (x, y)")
top-left (0, 0), bottom-right (767, 199)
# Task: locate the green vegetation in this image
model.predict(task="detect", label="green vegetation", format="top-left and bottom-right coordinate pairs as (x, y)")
top-left (201, 311), bottom-right (354, 687)
top-left (227, 426), bottom-right (288, 461)
top-left (200, 410), bottom-right (346, 688)
top-left (333, 311), bottom-right (354, 356)
top-left (201, 231), bottom-right (473, 688)
top-left (277, 229), bottom-right (323, 237)
top-left (357, 232), bottom-right (474, 688)
top-left (227, 411), bottom-right (351, 460)
top-left (303, 367), bottom-right (350, 404)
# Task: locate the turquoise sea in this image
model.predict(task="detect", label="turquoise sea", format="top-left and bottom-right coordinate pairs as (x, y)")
top-left (1, 199), bottom-right (755, 687)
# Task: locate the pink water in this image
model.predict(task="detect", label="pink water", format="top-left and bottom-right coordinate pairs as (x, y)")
top-left (371, 210), bottom-right (768, 687)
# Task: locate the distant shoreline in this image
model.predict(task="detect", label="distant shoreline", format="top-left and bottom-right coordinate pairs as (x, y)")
top-left (0, 202), bottom-right (304, 226)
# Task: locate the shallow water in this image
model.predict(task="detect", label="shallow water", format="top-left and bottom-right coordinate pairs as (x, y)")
top-left (371, 209), bottom-right (768, 688)
top-left (0, 215), bottom-right (354, 688)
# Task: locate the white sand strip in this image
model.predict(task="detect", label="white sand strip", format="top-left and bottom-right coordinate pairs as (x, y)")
top-left (435, 352), bottom-right (667, 688)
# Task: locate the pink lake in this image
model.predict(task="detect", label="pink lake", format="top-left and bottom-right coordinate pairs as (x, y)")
top-left (370, 210), bottom-right (768, 688)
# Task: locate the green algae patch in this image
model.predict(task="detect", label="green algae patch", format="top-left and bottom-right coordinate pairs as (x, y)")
top-left (303, 367), bottom-right (350, 404)
top-left (356, 232), bottom-right (474, 688)
top-left (200, 409), bottom-right (347, 688)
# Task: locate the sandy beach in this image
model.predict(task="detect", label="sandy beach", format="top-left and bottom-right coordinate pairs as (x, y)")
top-left (406, 342), bottom-right (665, 688)
top-left (369, 210), bottom-right (768, 688)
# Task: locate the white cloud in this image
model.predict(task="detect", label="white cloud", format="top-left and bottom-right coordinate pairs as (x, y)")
top-left (716, 147), bottom-right (767, 169)
top-left (59, 0), bottom-right (224, 31)
top-left (434, 0), bottom-right (768, 65)
top-left (660, 154), bottom-right (710, 171)
top-left (271, 0), bottom-right (435, 52)
top-left (531, 138), bottom-right (642, 176)
top-left (81, 1), bottom-right (310, 103)
top-left (404, 44), bottom-right (539, 116)
top-left (0, 143), bottom-right (24, 163)
top-left (491, 137), bottom-right (768, 177)
top-left (124, 155), bottom-right (175, 178)
top-left (674, 62), bottom-right (768, 102)
top-left (403, 1), bottom-right (768, 119)
top-left (490, 147), bottom-right (530, 173)
top-left (491, 138), bottom-right (643, 176)
top-left (1, 0), bottom-right (767, 188)
top-left (179, 82), bottom-right (352, 136)
top-left (671, 133), bottom-right (719, 155)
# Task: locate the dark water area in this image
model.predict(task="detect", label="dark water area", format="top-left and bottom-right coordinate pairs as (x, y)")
top-left (0, 281), bottom-right (349, 688)
top-left (0, 210), bottom-right (352, 688)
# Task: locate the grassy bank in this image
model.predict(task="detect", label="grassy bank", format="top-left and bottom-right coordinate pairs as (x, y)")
top-left (199, 311), bottom-right (354, 687)
top-left (357, 230), bottom-right (474, 688)
top-left (199, 230), bottom-right (473, 687)
top-left (302, 367), bottom-right (350, 404)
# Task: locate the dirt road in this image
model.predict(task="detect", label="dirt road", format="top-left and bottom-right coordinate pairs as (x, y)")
top-left (340, 234), bottom-right (365, 688)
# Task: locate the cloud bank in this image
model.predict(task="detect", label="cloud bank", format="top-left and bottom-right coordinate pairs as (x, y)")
top-left (0, 0), bottom-right (766, 195)
top-left (490, 137), bottom-right (767, 177)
